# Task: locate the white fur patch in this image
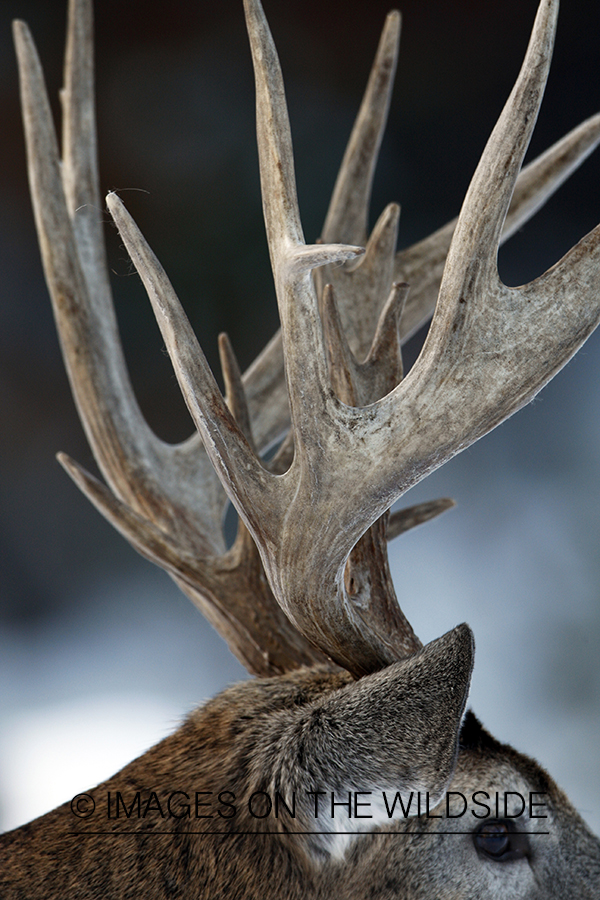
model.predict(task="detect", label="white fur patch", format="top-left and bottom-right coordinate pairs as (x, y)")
top-left (303, 784), bottom-right (441, 861)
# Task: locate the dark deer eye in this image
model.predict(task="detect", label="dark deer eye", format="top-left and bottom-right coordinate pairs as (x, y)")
top-left (474, 820), bottom-right (530, 862)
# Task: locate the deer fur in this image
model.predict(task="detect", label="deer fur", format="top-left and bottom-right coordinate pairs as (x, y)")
top-left (2, 0), bottom-right (600, 896)
top-left (2, 644), bottom-right (599, 898)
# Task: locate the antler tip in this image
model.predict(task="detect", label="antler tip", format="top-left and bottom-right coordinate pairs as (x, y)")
top-left (382, 9), bottom-right (401, 39)
top-left (56, 452), bottom-right (93, 497)
top-left (11, 18), bottom-right (28, 38)
top-left (12, 19), bottom-right (35, 64)
top-left (56, 450), bottom-right (77, 475)
top-left (105, 190), bottom-right (122, 211)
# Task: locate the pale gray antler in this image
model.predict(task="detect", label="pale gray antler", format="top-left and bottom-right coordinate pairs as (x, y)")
top-left (315, 8), bottom-right (600, 348)
top-left (14, 0), bottom-right (600, 676)
top-left (396, 111), bottom-right (600, 341)
top-left (105, 0), bottom-right (600, 676)
top-left (13, 0), bottom-right (324, 676)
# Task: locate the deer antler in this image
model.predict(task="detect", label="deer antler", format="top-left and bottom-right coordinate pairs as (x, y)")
top-left (14, 0), bottom-right (600, 676)
top-left (14, 0), bottom-right (324, 677)
top-left (102, 0), bottom-right (600, 675)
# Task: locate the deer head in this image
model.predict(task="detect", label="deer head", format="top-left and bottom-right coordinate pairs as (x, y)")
top-left (2, 0), bottom-right (600, 897)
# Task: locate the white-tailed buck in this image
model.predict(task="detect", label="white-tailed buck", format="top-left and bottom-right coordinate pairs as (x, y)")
top-left (1, 0), bottom-right (600, 896)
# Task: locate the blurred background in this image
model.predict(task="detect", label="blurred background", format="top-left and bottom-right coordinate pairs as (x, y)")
top-left (1, 0), bottom-right (600, 835)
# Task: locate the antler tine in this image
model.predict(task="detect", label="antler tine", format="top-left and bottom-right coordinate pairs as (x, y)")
top-left (13, 9), bottom-right (229, 553)
top-left (61, 0), bottom-right (107, 306)
top-left (321, 281), bottom-right (407, 406)
top-left (218, 333), bottom-right (257, 451)
top-left (441, 0), bottom-right (558, 289)
top-left (397, 109), bottom-right (600, 343)
top-left (315, 8), bottom-right (401, 362)
top-left (242, 0), bottom-right (365, 453)
top-left (387, 498), bottom-right (456, 541)
top-left (322, 202), bottom-right (401, 362)
top-left (321, 10), bottom-right (401, 248)
top-left (57, 452), bottom-right (218, 589)
top-left (105, 192), bottom-right (283, 545)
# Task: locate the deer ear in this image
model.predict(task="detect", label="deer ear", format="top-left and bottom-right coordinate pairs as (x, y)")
top-left (263, 624), bottom-right (473, 857)
top-left (302, 622), bottom-right (473, 796)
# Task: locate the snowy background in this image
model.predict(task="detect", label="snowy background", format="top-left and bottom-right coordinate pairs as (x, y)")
top-left (1, 0), bottom-right (600, 835)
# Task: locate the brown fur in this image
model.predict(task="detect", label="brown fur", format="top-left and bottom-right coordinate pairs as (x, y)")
top-left (2, 637), bottom-right (599, 898)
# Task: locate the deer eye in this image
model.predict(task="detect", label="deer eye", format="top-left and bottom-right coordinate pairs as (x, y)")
top-left (473, 820), bottom-right (530, 862)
